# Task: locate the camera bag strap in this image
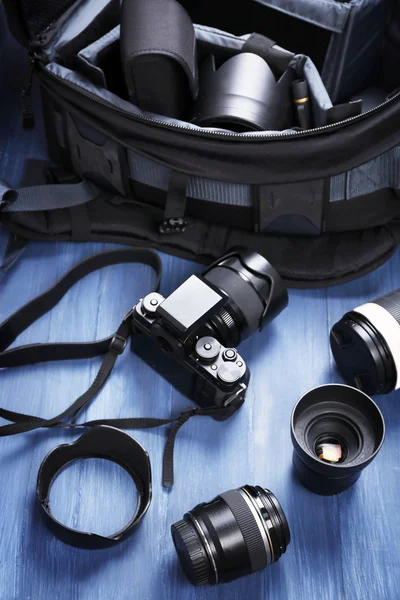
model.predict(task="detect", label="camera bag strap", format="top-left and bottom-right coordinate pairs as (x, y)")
top-left (0, 248), bottom-right (233, 487)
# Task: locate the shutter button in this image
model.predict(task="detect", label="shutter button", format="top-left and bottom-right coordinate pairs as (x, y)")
top-left (223, 349), bottom-right (237, 362)
top-left (217, 362), bottom-right (242, 384)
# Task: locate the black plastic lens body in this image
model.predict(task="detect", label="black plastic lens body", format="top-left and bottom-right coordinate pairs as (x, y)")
top-left (202, 249), bottom-right (288, 347)
top-left (171, 485), bottom-right (290, 586)
top-left (291, 385), bottom-right (385, 495)
top-left (193, 53), bottom-right (290, 132)
top-left (330, 289), bottom-right (400, 395)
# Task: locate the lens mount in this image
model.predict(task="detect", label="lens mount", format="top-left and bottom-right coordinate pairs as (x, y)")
top-left (291, 384), bottom-right (385, 495)
top-left (171, 484), bottom-right (290, 586)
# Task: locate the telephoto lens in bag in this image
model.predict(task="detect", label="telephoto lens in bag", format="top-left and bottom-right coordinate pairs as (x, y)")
top-left (192, 53), bottom-right (293, 132)
top-left (120, 0), bottom-right (198, 119)
top-left (291, 385), bottom-right (385, 495)
top-left (171, 485), bottom-right (290, 586)
top-left (330, 289), bottom-right (400, 395)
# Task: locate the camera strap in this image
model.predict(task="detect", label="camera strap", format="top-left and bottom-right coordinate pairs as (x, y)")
top-left (0, 248), bottom-right (232, 487)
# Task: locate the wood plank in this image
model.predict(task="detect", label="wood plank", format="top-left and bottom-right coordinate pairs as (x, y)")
top-left (1, 5), bottom-right (399, 599)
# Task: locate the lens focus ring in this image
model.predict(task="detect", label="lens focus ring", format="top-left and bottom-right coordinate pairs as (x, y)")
top-left (220, 489), bottom-right (268, 573)
top-left (374, 289), bottom-right (400, 325)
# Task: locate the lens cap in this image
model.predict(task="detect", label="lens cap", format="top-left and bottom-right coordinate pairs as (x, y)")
top-left (291, 384), bottom-right (385, 495)
top-left (331, 308), bottom-right (398, 396)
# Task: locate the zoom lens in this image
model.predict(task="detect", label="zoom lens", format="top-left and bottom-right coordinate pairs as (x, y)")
top-left (291, 385), bottom-right (385, 495)
top-left (202, 249), bottom-right (288, 347)
top-left (171, 485), bottom-right (290, 586)
top-left (330, 289), bottom-right (400, 395)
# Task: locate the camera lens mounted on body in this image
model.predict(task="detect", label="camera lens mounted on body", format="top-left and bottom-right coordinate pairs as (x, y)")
top-left (201, 249), bottom-right (289, 348)
top-left (150, 248), bottom-right (288, 350)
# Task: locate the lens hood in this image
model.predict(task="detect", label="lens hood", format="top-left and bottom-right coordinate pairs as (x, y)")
top-left (193, 53), bottom-right (292, 132)
top-left (37, 426), bottom-right (152, 548)
top-left (291, 384), bottom-right (385, 495)
top-left (202, 248), bottom-right (288, 345)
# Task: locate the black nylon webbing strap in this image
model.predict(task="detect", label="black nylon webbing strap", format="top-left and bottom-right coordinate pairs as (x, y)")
top-left (0, 248), bottom-right (161, 357)
top-left (0, 247), bottom-right (232, 487)
top-left (159, 170), bottom-right (189, 234)
top-left (0, 248), bottom-right (162, 433)
top-left (81, 405), bottom-right (234, 488)
top-left (0, 234), bottom-right (28, 276)
top-left (242, 33), bottom-right (295, 75)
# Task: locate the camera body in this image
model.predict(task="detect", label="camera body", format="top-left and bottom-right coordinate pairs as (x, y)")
top-left (130, 250), bottom-right (288, 415)
top-left (131, 279), bottom-right (250, 414)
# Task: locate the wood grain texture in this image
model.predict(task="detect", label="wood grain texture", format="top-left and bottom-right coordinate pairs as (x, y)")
top-left (1, 8), bottom-right (400, 599)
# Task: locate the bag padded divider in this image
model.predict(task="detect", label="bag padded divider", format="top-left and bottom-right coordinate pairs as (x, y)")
top-left (69, 28), bottom-right (333, 131)
top-left (53, 0), bottom-right (120, 68)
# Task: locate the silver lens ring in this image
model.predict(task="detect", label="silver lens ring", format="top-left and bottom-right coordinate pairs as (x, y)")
top-left (239, 487), bottom-right (274, 565)
top-left (188, 512), bottom-right (219, 584)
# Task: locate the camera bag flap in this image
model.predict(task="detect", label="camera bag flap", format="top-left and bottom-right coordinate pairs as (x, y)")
top-left (2, 0), bottom-right (400, 288)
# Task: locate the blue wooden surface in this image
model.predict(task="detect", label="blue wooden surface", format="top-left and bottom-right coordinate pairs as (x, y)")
top-left (1, 11), bottom-right (400, 600)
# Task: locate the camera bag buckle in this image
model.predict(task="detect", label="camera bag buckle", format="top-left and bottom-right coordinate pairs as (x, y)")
top-left (110, 334), bottom-right (128, 355)
top-left (159, 217), bottom-right (188, 234)
top-left (159, 170), bottom-right (189, 235)
top-left (255, 180), bottom-right (326, 235)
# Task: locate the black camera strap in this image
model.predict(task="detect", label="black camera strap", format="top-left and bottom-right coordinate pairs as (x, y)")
top-left (0, 248), bottom-right (232, 487)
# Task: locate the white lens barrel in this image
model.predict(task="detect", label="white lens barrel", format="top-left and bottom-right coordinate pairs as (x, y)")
top-left (354, 302), bottom-right (400, 391)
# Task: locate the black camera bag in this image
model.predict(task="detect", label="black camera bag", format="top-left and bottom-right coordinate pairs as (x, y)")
top-left (2, 0), bottom-right (400, 288)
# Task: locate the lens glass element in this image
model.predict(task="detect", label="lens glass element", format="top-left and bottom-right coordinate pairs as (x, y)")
top-left (315, 435), bottom-right (348, 464)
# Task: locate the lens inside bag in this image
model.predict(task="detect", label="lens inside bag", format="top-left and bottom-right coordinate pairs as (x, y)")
top-left (331, 289), bottom-right (400, 396)
top-left (291, 385), bottom-right (385, 495)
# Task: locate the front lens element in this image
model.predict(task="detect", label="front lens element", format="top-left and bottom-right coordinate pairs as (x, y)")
top-left (171, 485), bottom-right (290, 586)
top-left (315, 435), bottom-right (348, 464)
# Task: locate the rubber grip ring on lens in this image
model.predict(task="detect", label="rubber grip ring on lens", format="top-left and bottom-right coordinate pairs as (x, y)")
top-left (354, 303), bottom-right (400, 390)
top-left (374, 290), bottom-right (400, 325)
top-left (173, 519), bottom-right (211, 586)
top-left (219, 489), bottom-right (267, 573)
